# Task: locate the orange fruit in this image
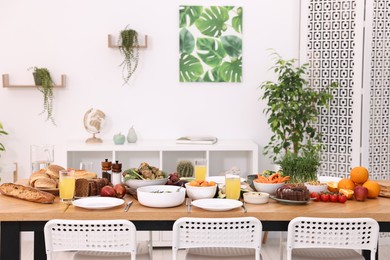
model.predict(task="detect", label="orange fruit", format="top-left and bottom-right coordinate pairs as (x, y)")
top-left (200, 181), bottom-right (210, 187)
top-left (327, 181), bottom-right (338, 192)
top-left (350, 166), bottom-right (369, 184)
top-left (338, 178), bottom-right (355, 191)
top-left (208, 181), bottom-right (216, 186)
top-left (189, 180), bottom-right (200, 187)
top-left (339, 188), bottom-right (354, 199)
top-left (362, 180), bottom-right (381, 198)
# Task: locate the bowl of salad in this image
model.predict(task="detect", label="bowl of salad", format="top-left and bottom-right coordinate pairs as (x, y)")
top-left (123, 162), bottom-right (168, 189)
top-left (137, 185), bottom-right (186, 207)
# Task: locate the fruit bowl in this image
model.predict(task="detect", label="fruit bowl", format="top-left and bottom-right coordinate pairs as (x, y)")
top-left (124, 178), bottom-right (168, 190)
top-left (136, 185), bottom-right (186, 208)
top-left (185, 183), bottom-right (217, 200)
top-left (253, 182), bottom-right (284, 195)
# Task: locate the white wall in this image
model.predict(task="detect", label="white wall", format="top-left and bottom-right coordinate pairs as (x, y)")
top-left (0, 0), bottom-right (300, 178)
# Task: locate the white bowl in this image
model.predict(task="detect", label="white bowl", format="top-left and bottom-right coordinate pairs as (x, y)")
top-left (243, 192), bottom-right (269, 204)
top-left (185, 183), bottom-right (217, 200)
top-left (136, 185), bottom-right (186, 208)
top-left (253, 182), bottom-right (284, 195)
top-left (124, 178), bottom-right (168, 189)
top-left (304, 182), bottom-right (328, 193)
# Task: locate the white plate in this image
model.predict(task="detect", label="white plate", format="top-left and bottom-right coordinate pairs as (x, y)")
top-left (318, 176), bottom-right (342, 183)
top-left (191, 198), bottom-right (243, 211)
top-left (72, 197), bottom-right (124, 209)
top-left (270, 195), bottom-right (313, 205)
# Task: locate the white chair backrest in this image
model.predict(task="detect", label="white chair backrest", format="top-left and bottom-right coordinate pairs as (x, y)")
top-left (172, 217), bottom-right (262, 260)
top-left (287, 217), bottom-right (379, 260)
top-left (44, 219), bottom-right (137, 260)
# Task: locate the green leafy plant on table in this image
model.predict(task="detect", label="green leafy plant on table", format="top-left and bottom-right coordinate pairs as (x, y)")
top-left (29, 67), bottom-right (56, 125)
top-left (259, 52), bottom-right (336, 183)
top-left (118, 26), bottom-right (140, 85)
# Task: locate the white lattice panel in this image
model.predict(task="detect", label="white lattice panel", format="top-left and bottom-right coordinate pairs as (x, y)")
top-left (300, 0), bottom-right (365, 178)
top-left (362, 0), bottom-right (390, 180)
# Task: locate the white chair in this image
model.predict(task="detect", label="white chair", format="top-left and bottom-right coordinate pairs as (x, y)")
top-left (172, 217), bottom-right (262, 260)
top-left (44, 219), bottom-right (152, 260)
top-left (286, 217), bottom-right (379, 260)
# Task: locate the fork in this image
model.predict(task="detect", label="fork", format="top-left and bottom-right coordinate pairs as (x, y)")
top-left (186, 198), bottom-right (192, 213)
top-left (242, 202), bottom-right (247, 213)
top-left (124, 201), bottom-right (133, 212)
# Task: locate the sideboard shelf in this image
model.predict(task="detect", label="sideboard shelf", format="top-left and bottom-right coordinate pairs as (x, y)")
top-left (66, 139), bottom-right (259, 178)
top-left (2, 74), bottom-right (66, 88)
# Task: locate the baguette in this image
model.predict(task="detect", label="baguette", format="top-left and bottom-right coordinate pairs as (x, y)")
top-left (0, 183), bottom-right (55, 204)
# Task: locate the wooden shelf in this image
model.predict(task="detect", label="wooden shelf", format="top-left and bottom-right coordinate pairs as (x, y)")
top-left (108, 34), bottom-right (148, 48)
top-left (2, 74), bottom-right (66, 88)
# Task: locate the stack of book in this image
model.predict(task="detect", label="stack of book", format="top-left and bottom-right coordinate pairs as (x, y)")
top-left (176, 136), bottom-right (217, 145)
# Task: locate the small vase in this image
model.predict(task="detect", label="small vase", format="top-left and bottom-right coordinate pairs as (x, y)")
top-left (127, 126), bottom-right (137, 143)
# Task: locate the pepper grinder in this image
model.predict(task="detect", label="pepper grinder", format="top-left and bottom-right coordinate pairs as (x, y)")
top-left (101, 159), bottom-right (112, 183)
top-left (111, 160), bottom-right (122, 186)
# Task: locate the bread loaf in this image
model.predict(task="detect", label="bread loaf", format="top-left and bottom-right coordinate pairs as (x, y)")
top-left (0, 183), bottom-right (55, 203)
top-left (46, 164), bottom-right (65, 179)
top-left (29, 169), bottom-right (50, 186)
top-left (75, 179), bottom-right (89, 197)
top-left (34, 178), bottom-right (57, 189)
top-left (74, 170), bottom-right (97, 179)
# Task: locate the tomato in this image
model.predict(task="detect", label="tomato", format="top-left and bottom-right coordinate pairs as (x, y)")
top-left (310, 192), bottom-right (320, 202)
top-left (338, 194), bottom-right (347, 203)
top-left (329, 193), bottom-right (338, 202)
top-left (320, 193), bottom-right (330, 202)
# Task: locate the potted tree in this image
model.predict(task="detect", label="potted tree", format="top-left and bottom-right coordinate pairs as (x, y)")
top-left (118, 26), bottom-right (140, 85)
top-left (259, 52), bottom-right (336, 183)
top-left (30, 67), bottom-right (56, 125)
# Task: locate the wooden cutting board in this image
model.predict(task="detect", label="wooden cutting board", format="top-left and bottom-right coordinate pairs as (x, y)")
top-left (377, 180), bottom-right (390, 198)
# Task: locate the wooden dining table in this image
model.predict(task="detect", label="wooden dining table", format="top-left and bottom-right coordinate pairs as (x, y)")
top-left (1, 193), bottom-right (390, 260)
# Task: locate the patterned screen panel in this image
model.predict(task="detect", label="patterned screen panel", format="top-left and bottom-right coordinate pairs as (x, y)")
top-left (367, 0), bottom-right (390, 180)
top-left (303, 0), bottom-right (357, 178)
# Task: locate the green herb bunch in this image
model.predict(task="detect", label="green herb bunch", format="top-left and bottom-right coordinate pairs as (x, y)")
top-left (279, 151), bottom-right (321, 183)
top-left (118, 26), bottom-right (140, 85)
top-left (30, 67), bottom-right (56, 125)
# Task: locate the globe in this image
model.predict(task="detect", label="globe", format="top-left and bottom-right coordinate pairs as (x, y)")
top-left (83, 108), bottom-right (106, 143)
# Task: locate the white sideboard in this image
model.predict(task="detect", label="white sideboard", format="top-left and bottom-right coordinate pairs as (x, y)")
top-left (66, 139), bottom-right (259, 178)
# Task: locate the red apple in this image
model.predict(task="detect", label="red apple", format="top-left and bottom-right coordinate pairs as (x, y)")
top-left (354, 186), bottom-right (368, 201)
top-left (114, 184), bottom-right (126, 198)
top-left (100, 185), bottom-right (116, 197)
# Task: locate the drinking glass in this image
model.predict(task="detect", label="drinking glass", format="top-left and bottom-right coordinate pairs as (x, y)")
top-left (30, 144), bottom-right (54, 173)
top-left (59, 170), bottom-right (75, 203)
top-left (225, 172), bottom-right (241, 200)
top-left (194, 159), bottom-right (207, 182)
top-left (79, 161), bottom-right (93, 171)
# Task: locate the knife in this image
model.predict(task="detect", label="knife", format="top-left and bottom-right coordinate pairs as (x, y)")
top-left (186, 198), bottom-right (192, 213)
top-left (124, 201), bottom-right (133, 212)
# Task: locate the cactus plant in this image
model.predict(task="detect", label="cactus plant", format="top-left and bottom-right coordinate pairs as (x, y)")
top-left (176, 160), bottom-right (194, 177)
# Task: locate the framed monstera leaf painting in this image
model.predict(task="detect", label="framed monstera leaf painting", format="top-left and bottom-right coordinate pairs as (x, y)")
top-left (179, 6), bottom-right (243, 83)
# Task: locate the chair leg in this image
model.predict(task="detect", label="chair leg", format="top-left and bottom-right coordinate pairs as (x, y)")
top-left (279, 231), bottom-right (285, 260)
top-left (148, 230), bottom-right (153, 260)
top-left (262, 231), bottom-right (268, 244)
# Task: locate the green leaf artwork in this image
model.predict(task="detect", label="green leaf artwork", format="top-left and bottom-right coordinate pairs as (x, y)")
top-left (179, 5), bottom-right (243, 83)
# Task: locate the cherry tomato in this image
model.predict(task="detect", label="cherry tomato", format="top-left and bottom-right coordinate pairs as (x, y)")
top-left (329, 193), bottom-right (338, 202)
top-left (310, 192), bottom-right (320, 202)
top-left (320, 193), bottom-right (330, 202)
top-left (338, 194), bottom-right (347, 203)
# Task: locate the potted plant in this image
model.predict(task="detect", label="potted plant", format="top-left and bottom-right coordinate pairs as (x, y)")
top-left (118, 26), bottom-right (140, 85)
top-left (29, 67), bottom-right (56, 125)
top-left (259, 52), bottom-right (336, 183)
top-left (0, 121), bottom-right (8, 156)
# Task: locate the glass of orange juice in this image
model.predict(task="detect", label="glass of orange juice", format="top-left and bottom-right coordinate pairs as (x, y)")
top-left (59, 169), bottom-right (75, 203)
top-left (225, 172), bottom-right (241, 200)
top-left (194, 159), bottom-right (207, 182)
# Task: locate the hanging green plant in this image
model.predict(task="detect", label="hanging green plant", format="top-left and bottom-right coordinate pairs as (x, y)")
top-left (0, 121), bottom-right (8, 155)
top-left (118, 26), bottom-right (140, 85)
top-left (29, 67), bottom-right (56, 125)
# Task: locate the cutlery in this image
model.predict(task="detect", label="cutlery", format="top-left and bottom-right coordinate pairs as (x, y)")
top-left (186, 198), bottom-right (192, 213)
top-left (124, 201), bottom-right (133, 212)
top-left (242, 202), bottom-right (247, 213)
